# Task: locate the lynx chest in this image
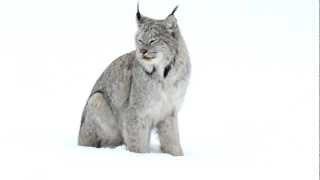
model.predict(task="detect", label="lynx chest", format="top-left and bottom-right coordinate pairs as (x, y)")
top-left (144, 73), bottom-right (187, 123)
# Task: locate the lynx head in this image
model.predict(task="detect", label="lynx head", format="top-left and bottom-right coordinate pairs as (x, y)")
top-left (135, 5), bottom-right (180, 66)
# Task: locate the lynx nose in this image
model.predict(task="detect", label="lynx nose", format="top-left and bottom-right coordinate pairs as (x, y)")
top-left (140, 49), bottom-right (148, 55)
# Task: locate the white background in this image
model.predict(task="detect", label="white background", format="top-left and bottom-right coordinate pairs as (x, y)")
top-left (0, 0), bottom-right (319, 179)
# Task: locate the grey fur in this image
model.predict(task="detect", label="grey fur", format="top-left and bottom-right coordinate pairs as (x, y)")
top-left (78, 7), bottom-right (191, 156)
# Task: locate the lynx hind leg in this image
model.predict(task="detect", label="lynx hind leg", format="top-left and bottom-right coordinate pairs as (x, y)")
top-left (78, 92), bottom-right (122, 148)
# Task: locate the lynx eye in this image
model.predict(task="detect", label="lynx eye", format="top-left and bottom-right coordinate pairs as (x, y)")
top-left (149, 39), bottom-right (156, 45)
top-left (138, 39), bottom-right (144, 44)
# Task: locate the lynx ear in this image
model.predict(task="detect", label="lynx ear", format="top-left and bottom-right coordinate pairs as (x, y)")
top-left (166, 5), bottom-right (178, 27)
top-left (136, 2), bottom-right (146, 25)
top-left (136, 3), bottom-right (142, 22)
top-left (165, 7), bottom-right (178, 37)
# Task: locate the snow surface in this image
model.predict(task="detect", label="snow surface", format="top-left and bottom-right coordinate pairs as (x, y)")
top-left (0, 0), bottom-right (318, 180)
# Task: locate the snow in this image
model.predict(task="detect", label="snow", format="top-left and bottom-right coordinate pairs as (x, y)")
top-left (0, 0), bottom-right (318, 180)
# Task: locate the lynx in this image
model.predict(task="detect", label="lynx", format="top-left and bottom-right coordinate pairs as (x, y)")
top-left (78, 5), bottom-right (191, 156)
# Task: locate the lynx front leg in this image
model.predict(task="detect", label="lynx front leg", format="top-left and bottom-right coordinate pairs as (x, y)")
top-left (157, 113), bottom-right (184, 156)
top-left (122, 113), bottom-right (151, 153)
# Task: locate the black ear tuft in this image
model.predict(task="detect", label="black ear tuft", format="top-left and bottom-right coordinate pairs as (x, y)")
top-left (169, 5), bottom-right (179, 16)
top-left (136, 2), bottom-right (141, 21)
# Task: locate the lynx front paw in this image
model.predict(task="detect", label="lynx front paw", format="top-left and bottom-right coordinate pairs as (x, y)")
top-left (126, 143), bottom-right (149, 153)
top-left (161, 145), bottom-right (184, 156)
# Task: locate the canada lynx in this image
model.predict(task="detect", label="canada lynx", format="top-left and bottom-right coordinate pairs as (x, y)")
top-left (78, 5), bottom-right (191, 156)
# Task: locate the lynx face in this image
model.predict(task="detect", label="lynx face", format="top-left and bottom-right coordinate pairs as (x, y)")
top-left (135, 7), bottom-right (179, 66)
